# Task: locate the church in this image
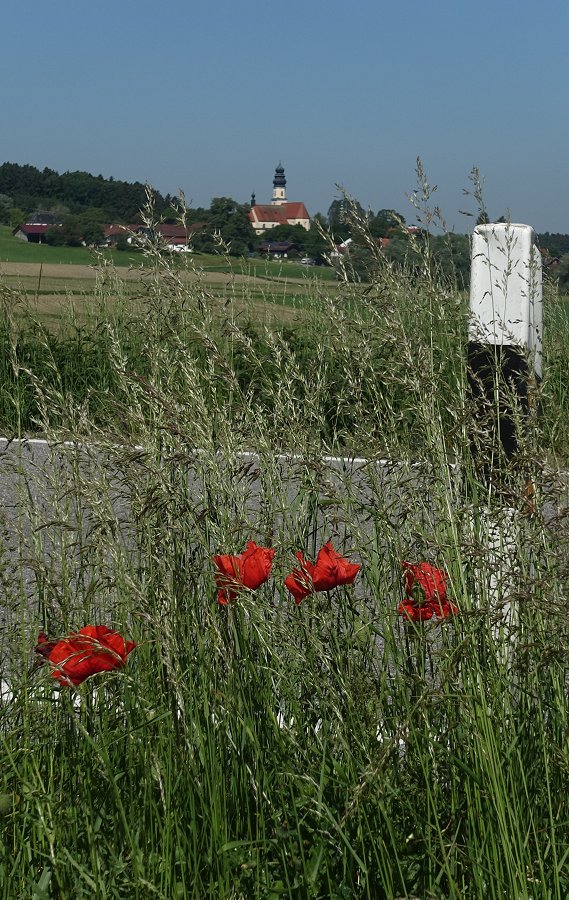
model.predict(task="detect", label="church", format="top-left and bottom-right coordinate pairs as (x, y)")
top-left (249, 164), bottom-right (310, 235)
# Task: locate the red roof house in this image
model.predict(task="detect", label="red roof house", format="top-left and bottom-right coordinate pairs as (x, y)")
top-left (13, 223), bottom-right (57, 243)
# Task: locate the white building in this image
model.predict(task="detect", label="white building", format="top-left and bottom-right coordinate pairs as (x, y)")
top-left (249, 164), bottom-right (310, 235)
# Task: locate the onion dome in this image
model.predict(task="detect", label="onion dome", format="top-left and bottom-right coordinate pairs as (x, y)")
top-left (273, 164), bottom-right (286, 189)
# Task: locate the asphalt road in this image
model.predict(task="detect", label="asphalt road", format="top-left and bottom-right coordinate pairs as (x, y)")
top-left (0, 436), bottom-right (439, 615)
top-left (0, 436), bottom-right (566, 674)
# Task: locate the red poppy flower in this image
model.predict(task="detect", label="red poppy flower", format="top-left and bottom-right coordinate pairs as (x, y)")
top-left (402, 561), bottom-right (447, 602)
top-left (397, 599), bottom-right (435, 622)
top-left (213, 540), bottom-right (275, 605)
top-left (284, 541), bottom-right (361, 604)
top-left (34, 631), bottom-right (58, 660)
top-left (398, 561), bottom-right (458, 622)
top-left (44, 625), bottom-right (136, 687)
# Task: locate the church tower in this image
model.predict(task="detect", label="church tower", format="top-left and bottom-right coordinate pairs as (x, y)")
top-left (271, 163), bottom-right (287, 205)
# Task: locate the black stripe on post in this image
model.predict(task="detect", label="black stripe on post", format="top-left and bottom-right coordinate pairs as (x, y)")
top-left (467, 342), bottom-right (531, 484)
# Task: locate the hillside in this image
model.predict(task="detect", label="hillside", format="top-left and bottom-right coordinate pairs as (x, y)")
top-left (0, 162), bottom-right (172, 222)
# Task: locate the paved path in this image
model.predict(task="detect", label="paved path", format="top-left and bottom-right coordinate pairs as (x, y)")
top-left (0, 437), bottom-right (566, 673)
top-left (0, 436), bottom-right (428, 610)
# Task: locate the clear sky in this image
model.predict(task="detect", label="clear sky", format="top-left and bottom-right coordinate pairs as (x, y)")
top-left (1, 0), bottom-right (567, 233)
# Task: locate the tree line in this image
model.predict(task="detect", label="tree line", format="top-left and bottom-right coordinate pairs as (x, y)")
top-left (0, 162), bottom-right (172, 224)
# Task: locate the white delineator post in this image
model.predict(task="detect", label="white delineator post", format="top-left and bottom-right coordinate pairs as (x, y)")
top-left (468, 223), bottom-right (542, 462)
top-left (467, 223), bottom-right (542, 657)
top-left (469, 223), bottom-right (542, 373)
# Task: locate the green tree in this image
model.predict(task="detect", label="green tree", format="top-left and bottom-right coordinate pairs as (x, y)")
top-left (45, 226), bottom-right (65, 246)
top-left (302, 225), bottom-right (329, 264)
top-left (369, 208), bottom-right (406, 238)
top-left (343, 246), bottom-right (375, 283)
top-left (327, 197), bottom-right (365, 239)
top-left (81, 220), bottom-right (105, 246)
top-left (384, 233), bottom-right (423, 272)
top-left (48, 202), bottom-right (70, 218)
top-left (0, 162), bottom-right (170, 223)
top-left (257, 223), bottom-right (308, 246)
top-left (77, 209), bottom-right (106, 245)
top-left (383, 232), bottom-right (471, 288)
top-left (9, 207), bottom-right (26, 229)
top-left (185, 206), bottom-right (209, 226)
top-left (0, 194), bottom-right (13, 225)
top-left (115, 234), bottom-right (131, 252)
top-left (194, 197), bottom-right (255, 257)
top-left (537, 233), bottom-right (569, 258)
top-left (430, 233), bottom-right (471, 288)
top-left (64, 215), bottom-right (84, 246)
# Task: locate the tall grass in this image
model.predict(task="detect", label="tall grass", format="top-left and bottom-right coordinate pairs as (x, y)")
top-left (0, 210), bottom-right (568, 898)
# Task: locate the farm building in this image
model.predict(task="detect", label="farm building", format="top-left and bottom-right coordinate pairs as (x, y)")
top-left (103, 222), bottom-right (204, 249)
top-left (257, 240), bottom-right (302, 258)
top-left (13, 212), bottom-right (63, 243)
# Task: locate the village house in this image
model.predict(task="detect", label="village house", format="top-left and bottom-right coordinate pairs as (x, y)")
top-left (257, 240), bottom-right (302, 259)
top-left (249, 165), bottom-right (310, 235)
top-left (102, 222), bottom-right (204, 249)
top-left (13, 224), bottom-right (52, 243)
top-left (102, 224), bottom-right (137, 246)
top-left (129, 222), bottom-right (204, 250)
top-left (13, 211), bottom-right (63, 243)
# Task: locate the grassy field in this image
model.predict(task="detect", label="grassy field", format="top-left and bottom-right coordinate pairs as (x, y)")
top-left (0, 222), bottom-right (568, 897)
top-left (0, 225), bottom-right (335, 279)
top-left (0, 225), bottom-right (337, 332)
top-left (0, 226), bottom-right (133, 267)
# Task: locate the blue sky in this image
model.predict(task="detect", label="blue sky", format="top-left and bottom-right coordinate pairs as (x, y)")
top-left (1, 0), bottom-right (567, 232)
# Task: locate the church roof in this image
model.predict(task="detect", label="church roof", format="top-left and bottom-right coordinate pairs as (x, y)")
top-left (283, 202), bottom-right (309, 219)
top-left (250, 202), bottom-right (309, 225)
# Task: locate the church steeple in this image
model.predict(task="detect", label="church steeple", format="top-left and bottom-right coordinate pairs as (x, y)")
top-left (272, 163), bottom-right (287, 205)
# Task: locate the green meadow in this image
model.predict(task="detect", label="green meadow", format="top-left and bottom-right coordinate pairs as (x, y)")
top-left (0, 226), bottom-right (337, 336)
top-left (0, 225), bottom-right (335, 280)
top-left (0, 213), bottom-right (568, 898)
